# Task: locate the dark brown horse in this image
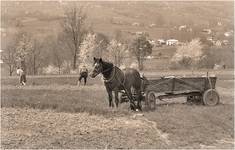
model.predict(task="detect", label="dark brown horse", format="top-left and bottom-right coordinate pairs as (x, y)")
top-left (90, 57), bottom-right (143, 111)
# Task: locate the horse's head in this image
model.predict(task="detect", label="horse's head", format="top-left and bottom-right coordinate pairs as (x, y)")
top-left (90, 57), bottom-right (103, 78)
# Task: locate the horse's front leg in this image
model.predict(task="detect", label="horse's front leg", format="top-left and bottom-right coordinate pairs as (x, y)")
top-left (114, 89), bottom-right (119, 108)
top-left (107, 90), bottom-right (114, 107)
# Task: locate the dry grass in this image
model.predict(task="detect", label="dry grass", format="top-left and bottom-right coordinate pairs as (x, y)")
top-left (1, 69), bottom-right (234, 148)
top-left (1, 84), bottom-right (131, 117)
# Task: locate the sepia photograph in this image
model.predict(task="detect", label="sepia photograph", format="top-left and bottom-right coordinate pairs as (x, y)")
top-left (0, 0), bottom-right (234, 149)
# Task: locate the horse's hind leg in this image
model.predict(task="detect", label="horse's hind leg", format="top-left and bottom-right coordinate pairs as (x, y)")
top-left (84, 77), bottom-right (87, 85)
top-left (114, 90), bottom-right (119, 108)
top-left (136, 89), bottom-right (142, 111)
top-left (125, 88), bottom-right (136, 110)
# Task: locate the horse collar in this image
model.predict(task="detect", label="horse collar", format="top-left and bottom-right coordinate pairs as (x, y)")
top-left (103, 66), bottom-right (116, 83)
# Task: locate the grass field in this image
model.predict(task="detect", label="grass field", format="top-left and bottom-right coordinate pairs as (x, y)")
top-left (1, 69), bottom-right (234, 149)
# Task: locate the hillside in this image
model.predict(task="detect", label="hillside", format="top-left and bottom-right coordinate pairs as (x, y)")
top-left (1, 1), bottom-right (234, 46)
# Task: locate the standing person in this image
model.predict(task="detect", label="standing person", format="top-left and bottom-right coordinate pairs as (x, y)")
top-left (16, 67), bottom-right (26, 85)
top-left (78, 65), bottom-right (88, 86)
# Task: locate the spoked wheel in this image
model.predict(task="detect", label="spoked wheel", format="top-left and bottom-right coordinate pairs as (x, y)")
top-left (145, 91), bottom-right (156, 110)
top-left (203, 89), bottom-right (220, 106)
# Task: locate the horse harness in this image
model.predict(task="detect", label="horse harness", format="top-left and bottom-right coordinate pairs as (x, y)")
top-left (102, 66), bottom-right (137, 109)
top-left (103, 66), bottom-right (126, 86)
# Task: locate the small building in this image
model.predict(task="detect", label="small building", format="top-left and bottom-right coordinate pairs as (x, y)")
top-left (202, 29), bottom-right (212, 34)
top-left (148, 40), bottom-right (156, 46)
top-left (132, 22), bottom-right (140, 26)
top-left (135, 31), bottom-right (143, 36)
top-left (166, 39), bottom-right (178, 46)
top-left (179, 25), bottom-right (187, 31)
top-left (213, 40), bottom-right (222, 47)
top-left (207, 36), bottom-right (213, 41)
top-left (222, 40), bottom-right (229, 45)
top-left (149, 23), bottom-right (156, 28)
top-left (217, 22), bottom-right (222, 26)
top-left (224, 31), bottom-right (233, 37)
top-left (157, 39), bottom-right (166, 45)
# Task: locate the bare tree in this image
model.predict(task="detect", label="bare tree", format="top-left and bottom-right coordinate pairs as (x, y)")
top-left (130, 34), bottom-right (153, 70)
top-left (106, 39), bottom-right (127, 67)
top-left (2, 31), bottom-right (32, 76)
top-left (2, 45), bottom-right (17, 76)
top-left (94, 33), bottom-right (109, 57)
top-left (61, 5), bottom-right (87, 70)
top-left (171, 38), bottom-right (203, 70)
top-left (26, 37), bottom-right (45, 75)
top-left (52, 47), bottom-right (63, 75)
top-left (43, 34), bottom-right (69, 75)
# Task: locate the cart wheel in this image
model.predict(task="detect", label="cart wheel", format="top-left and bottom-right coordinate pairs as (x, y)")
top-left (145, 91), bottom-right (156, 110)
top-left (203, 89), bottom-right (220, 106)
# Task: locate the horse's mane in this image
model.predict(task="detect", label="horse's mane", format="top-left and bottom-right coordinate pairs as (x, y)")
top-left (102, 60), bottom-right (113, 69)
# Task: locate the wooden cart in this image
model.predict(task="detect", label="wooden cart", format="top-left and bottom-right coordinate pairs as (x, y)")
top-left (119, 75), bottom-right (220, 110)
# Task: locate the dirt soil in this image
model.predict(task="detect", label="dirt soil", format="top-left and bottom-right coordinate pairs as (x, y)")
top-left (1, 105), bottom-right (234, 149)
top-left (2, 107), bottom-right (170, 149)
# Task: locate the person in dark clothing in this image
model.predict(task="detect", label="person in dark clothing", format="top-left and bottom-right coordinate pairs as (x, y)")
top-left (78, 65), bottom-right (88, 86)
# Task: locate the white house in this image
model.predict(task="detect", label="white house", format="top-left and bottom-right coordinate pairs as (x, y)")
top-left (224, 31), bottom-right (233, 37)
top-left (178, 25), bottom-right (187, 31)
top-left (217, 22), bottom-right (222, 26)
top-left (148, 40), bottom-right (156, 46)
top-left (213, 40), bottom-right (222, 47)
top-left (202, 29), bottom-right (212, 34)
top-left (157, 39), bottom-right (166, 45)
top-left (149, 23), bottom-right (156, 28)
top-left (222, 40), bottom-right (229, 45)
top-left (132, 22), bottom-right (140, 26)
top-left (166, 39), bottom-right (178, 46)
top-left (207, 37), bottom-right (213, 41)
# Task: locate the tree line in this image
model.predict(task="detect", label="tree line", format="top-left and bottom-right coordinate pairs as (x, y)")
top-left (2, 6), bottom-right (153, 76)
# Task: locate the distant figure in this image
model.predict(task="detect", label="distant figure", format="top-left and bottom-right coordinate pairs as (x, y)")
top-left (78, 65), bottom-right (88, 86)
top-left (16, 67), bottom-right (26, 85)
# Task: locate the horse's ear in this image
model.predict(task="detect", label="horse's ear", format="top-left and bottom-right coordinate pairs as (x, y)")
top-left (93, 57), bottom-right (96, 61)
top-left (99, 58), bottom-right (102, 62)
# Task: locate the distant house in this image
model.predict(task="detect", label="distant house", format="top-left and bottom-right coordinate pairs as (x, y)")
top-left (148, 40), bottom-right (156, 46)
top-left (202, 29), bottom-right (212, 34)
top-left (224, 31), bottom-right (233, 37)
top-left (213, 40), bottom-right (222, 47)
top-left (217, 22), bottom-right (222, 26)
top-left (178, 25), bottom-right (187, 31)
top-left (207, 37), bottom-right (213, 41)
top-left (157, 39), bottom-right (166, 45)
top-left (149, 23), bottom-right (156, 28)
top-left (222, 40), bottom-right (229, 45)
top-left (132, 22), bottom-right (140, 26)
top-left (166, 39), bottom-right (178, 46)
top-left (135, 31), bottom-right (143, 35)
